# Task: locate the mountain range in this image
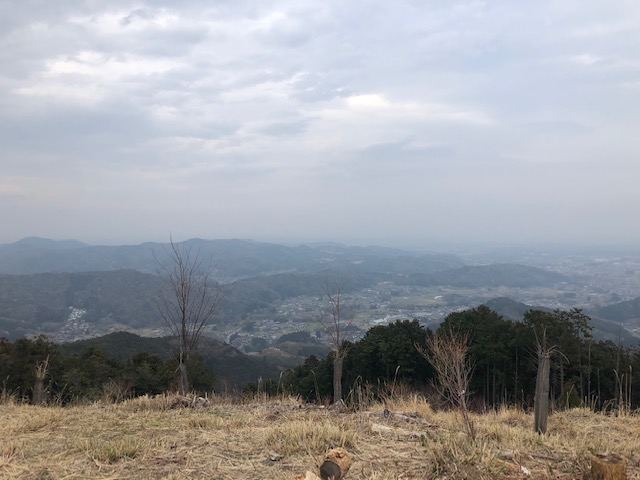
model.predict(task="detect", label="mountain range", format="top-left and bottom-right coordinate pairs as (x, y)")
top-left (1, 237), bottom-right (638, 347)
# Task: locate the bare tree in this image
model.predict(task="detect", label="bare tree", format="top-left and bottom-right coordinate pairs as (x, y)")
top-left (33, 355), bottom-right (49, 405)
top-left (416, 329), bottom-right (475, 439)
top-left (155, 237), bottom-right (222, 395)
top-left (319, 272), bottom-right (349, 404)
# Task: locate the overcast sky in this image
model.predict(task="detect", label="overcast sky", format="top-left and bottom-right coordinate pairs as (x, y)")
top-left (1, 1), bottom-right (639, 247)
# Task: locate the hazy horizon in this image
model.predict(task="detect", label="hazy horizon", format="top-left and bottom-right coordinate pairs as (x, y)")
top-left (2, 2), bottom-right (639, 246)
top-left (4, 234), bottom-right (640, 257)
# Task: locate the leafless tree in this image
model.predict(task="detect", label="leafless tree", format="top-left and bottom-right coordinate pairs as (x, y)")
top-left (33, 355), bottom-right (49, 405)
top-left (319, 271), bottom-right (349, 404)
top-left (416, 329), bottom-right (475, 439)
top-left (155, 237), bottom-right (222, 395)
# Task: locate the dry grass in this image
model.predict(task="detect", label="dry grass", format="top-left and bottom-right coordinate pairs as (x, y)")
top-left (1, 395), bottom-right (639, 479)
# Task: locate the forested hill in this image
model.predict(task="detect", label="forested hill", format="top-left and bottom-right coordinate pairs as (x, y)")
top-left (405, 263), bottom-right (568, 288)
top-left (0, 270), bottom-right (162, 340)
top-left (483, 297), bottom-right (552, 320)
top-left (484, 297), bottom-right (637, 345)
top-left (0, 237), bottom-right (463, 279)
top-left (591, 296), bottom-right (640, 325)
top-left (0, 268), bottom-right (389, 340)
top-left (59, 332), bottom-right (280, 389)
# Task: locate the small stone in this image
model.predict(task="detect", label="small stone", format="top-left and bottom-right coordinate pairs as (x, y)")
top-left (498, 450), bottom-right (514, 461)
top-left (269, 451), bottom-right (284, 462)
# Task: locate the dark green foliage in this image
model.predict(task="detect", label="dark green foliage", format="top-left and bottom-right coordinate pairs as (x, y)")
top-left (344, 319), bottom-right (433, 387)
top-left (0, 335), bottom-right (63, 401)
top-left (284, 320), bottom-right (433, 402)
top-left (2, 304), bottom-right (639, 409)
top-left (282, 355), bottom-right (333, 402)
top-left (284, 306), bottom-right (640, 410)
top-left (127, 352), bottom-right (174, 396)
top-left (439, 306), bottom-right (516, 406)
top-left (0, 333), bottom-right (269, 402)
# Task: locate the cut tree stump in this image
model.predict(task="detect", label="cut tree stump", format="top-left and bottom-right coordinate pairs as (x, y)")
top-left (297, 447), bottom-right (352, 480)
top-left (590, 454), bottom-right (627, 480)
top-left (319, 447), bottom-right (352, 480)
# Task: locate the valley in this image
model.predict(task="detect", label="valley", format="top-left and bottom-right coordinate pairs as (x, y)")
top-left (1, 238), bottom-right (639, 352)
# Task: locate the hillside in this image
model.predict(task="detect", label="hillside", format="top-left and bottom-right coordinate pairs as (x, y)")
top-left (0, 268), bottom-right (390, 341)
top-left (0, 237), bottom-right (463, 279)
top-left (1, 397), bottom-right (640, 479)
top-left (483, 297), bottom-right (553, 321)
top-left (591, 296), bottom-right (640, 326)
top-left (0, 270), bottom-right (163, 340)
top-left (60, 331), bottom-right (281, 388)
top-left (406, 263), bottom-right (568, 288)
top-left (484, 297), bottom-right (638, 345)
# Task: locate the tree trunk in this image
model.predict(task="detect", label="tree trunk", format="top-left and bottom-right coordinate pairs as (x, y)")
top-left (514, 347), bottom-right (519, 406)
top-left (178, 362), bottom-right (189, 395)
top-left (33, 379), bottom-right (45, 405)
top-left (333, 354), bottom-right (343, 403)
top-left (559, 359), bottom-right (565, 402)
top-left (33, 356), bottom-right (49, 405)
top-left (534, 351), bottom-right (551, 434)
top-left (492, 366), bottom-right (497, 408)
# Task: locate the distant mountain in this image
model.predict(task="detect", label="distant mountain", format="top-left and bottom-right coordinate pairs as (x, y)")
top-left (483, 297), bottom-right (637, 345)
top-left (590, 297), bottom-right (640, 326)
top-left (0, 268), bottom-right (389, 341)
top-left (406, 263), bottom-right (568, 288)
top-left (483, 297), bottom-right (552, 321)
top-left (9, 236), bottom-right (88, 249)
top-left (0, 269), bottom-right (163, 340)
top-left (60, 331), bottom-right (281, 388)
top-left (0, 237), bottom-right (464, 279)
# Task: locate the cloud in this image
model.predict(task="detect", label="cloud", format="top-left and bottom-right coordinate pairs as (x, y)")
top-left (1, 1), bottom-right (640, 245)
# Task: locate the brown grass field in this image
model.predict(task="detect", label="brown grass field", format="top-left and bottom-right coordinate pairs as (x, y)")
top-left (1, 394), bottom-right (639, 479)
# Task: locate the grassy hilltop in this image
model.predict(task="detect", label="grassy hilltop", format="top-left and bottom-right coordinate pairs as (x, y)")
top-left (1, 395), bottom-right (640, 479)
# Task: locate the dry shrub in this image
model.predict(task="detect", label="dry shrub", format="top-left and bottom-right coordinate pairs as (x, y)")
top-left (384, 393), bottom-right (435, 419)
top-left (82, 437), bottom-right (142, 463)
top-left (346, 378), bottom-right (377, 410)
top-left (1, 441), bottom-right (21, 468)
top-left (427, 435), bottom-right (498, 479)
top-left (264, 418), bottom-right (357, 456)
top-left (0, 384), bottom-right (17, 406)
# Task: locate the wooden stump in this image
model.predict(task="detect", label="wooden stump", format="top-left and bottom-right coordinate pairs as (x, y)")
top-left (319, 447), bottom-right (352, 480)
top-left (590, 454), bottom-right (627, 480)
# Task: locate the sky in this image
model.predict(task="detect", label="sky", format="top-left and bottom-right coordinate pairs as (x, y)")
top-left (1, 1), bottom-right (639, 248)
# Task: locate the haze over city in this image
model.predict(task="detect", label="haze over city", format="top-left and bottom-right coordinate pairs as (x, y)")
top-left (2, 1), bottom-right (639, 247)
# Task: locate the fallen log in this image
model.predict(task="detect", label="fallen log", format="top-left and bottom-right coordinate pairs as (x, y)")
top-left (319, 447), bottom-right (352, 480)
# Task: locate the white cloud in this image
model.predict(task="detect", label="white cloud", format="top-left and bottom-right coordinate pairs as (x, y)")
top-left (570, 54), bottom-right (601, 66)
top-left (346, 94), bottom-right (390, 109)
top-left (69, 9), bottom-right (182, 35)
top-left (1, 0), bottom-right (640, 245)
